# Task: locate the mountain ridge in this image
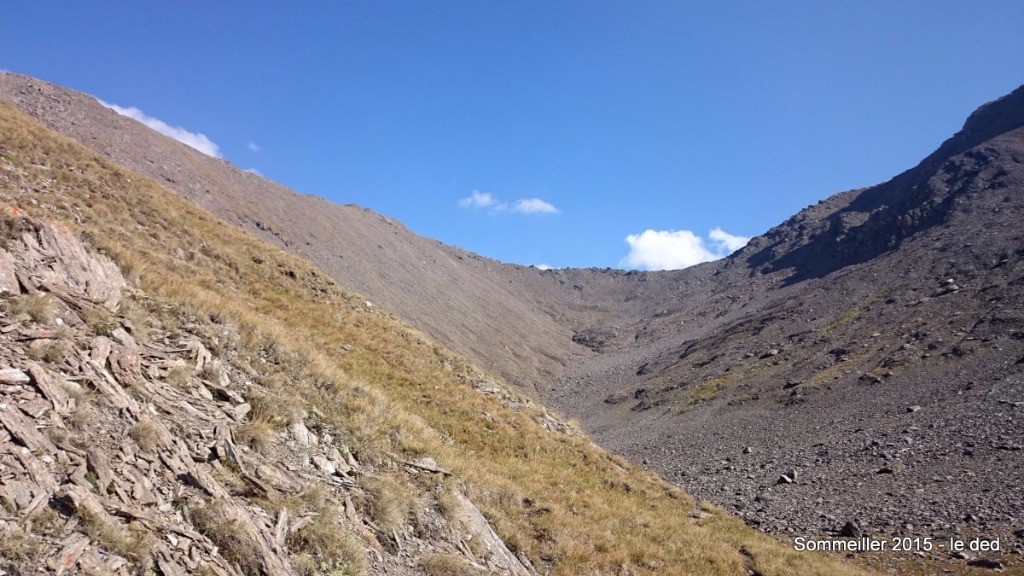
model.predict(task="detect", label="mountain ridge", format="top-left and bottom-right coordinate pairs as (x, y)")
top-left (741, 85), bottom-right (1024, 284)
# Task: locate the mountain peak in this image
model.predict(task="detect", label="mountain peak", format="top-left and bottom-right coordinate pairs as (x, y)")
top-left (741, 84), bottom-right (1024, 283)
top-left (955, 83), bottom-right (1024, 144)
top-left (914, 83), bottom-right (1024, 177)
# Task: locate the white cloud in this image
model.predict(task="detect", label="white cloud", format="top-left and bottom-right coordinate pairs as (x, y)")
top-left (709, 227), bottom-right (749, 252)
top-left (244, 168), bottom-right (263, 176)
top-left (458, 190), bottom-right (499, 209)
top-left (511, 198), bottom-right (559, 215)
top-left (621, 228), bottom-right (750, 271)
top-left (458, 191), bottom-right (559, 215)
top-left (534, 263), bottom-right (554, 270)
top-left (97, 98), bottom-right (221, 157)
top-left (247, 141), bottom-right (261, 153)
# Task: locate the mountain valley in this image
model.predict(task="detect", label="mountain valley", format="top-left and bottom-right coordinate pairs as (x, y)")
top-left (1, 72), bottom-right (1022, 574)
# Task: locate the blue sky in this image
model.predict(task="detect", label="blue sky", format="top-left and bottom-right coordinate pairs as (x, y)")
top-left (2, 2), bottom-right (1023, 269)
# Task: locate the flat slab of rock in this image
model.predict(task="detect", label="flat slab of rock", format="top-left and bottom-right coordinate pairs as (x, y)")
top-left (12, 219), bottom-right (126, 309)
top-left (450, 490), bottom-right (531, 576)
top-left (0, 401), bottom-right (55, 453)
top-left (0, 367), bottom-right (30, 384)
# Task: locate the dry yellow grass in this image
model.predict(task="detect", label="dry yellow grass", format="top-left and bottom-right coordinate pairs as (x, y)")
top-left (286, 507), bottom-right (366, 576)
top-left (164, 362), bottom-right (193, 387)
top-left (129, 417), bottom-right (163, 452)
top-left (189, 500), bottom-right (263, 574)
top-left (6, 293), bottom-right (56, 324)
top-left (77, 507), bottom-right (153, 562)
top-left (360, 474), bottom-right (420, 532)
top-left (235, 390), bottom-right (293, 452)
top-left (26, 337), bottom-right (71, 364)
top-left (419, 553), bottom-right (480, 576)
top-left (0, 528), bottom-right (44, 565)
top-left (0, 100), bottom-right (870, 576)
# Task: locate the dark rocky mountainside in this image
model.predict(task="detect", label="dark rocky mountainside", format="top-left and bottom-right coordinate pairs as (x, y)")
top-left (3, 72), bottom-right (1023, 572)
top-left (552, 85), bottom-right (1024, 569)
top-left (745, 85), bottom-right (1024, 283)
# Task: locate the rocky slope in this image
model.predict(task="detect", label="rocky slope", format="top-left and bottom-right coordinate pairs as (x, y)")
top-left (0, 213), bottom-right (533, 576)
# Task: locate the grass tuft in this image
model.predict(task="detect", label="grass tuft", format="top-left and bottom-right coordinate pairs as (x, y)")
top-left (129, 417), bottom-right (163, 451)
top-left (235, 391), bottom-right (295, 452)
top-left (189, 500), bottom-right (263, 574)
top-left (8, 293), bottom-right (56, 324)
top-left (164, 362), bottom-right (193, 387)
top-left (26, 337), bottom-right (71, 364)
top-left (78, 507), bottom-right (153, 563)
top-left (0, 527), bottom-right (44, 564)
top-left (286, 507), bottom-right (366, 576)
top-left (360, 474), bottom-right (419, 533)
top-left (420, 553), bottom-right (480, 576)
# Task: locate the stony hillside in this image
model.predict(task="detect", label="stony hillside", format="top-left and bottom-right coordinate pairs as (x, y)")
top-left (0, 72), bottom-right (599, 396)
top-left (1, 213), bottom-right (438, 576)
top-left (0, 100), bottom-right (863, 575)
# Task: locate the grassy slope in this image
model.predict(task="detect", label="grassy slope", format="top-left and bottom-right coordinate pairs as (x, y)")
top-left (0, 100), bottom-right (868, 576)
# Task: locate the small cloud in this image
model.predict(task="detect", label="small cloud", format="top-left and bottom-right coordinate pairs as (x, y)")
top-left (511, 198), bottom-right (559, 215)
top-left (244, 167), bottom-right (263, 176)
top-left (621, 229), bottom-right (713, 270)
top-left (534, 263), bottom-right (554, 270)
top-left (459, 191), bottom-right (559, 216)
top-left (620, 228), bottom-right (750, 271)
top-left (458, 190), bottom-right (499, 209)
top-left (709, 227), bottom-right (749, 252)
top-left (97, 98), bottom-right (221, 157)
top-left (247, 141), bottom-right (261, 153)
